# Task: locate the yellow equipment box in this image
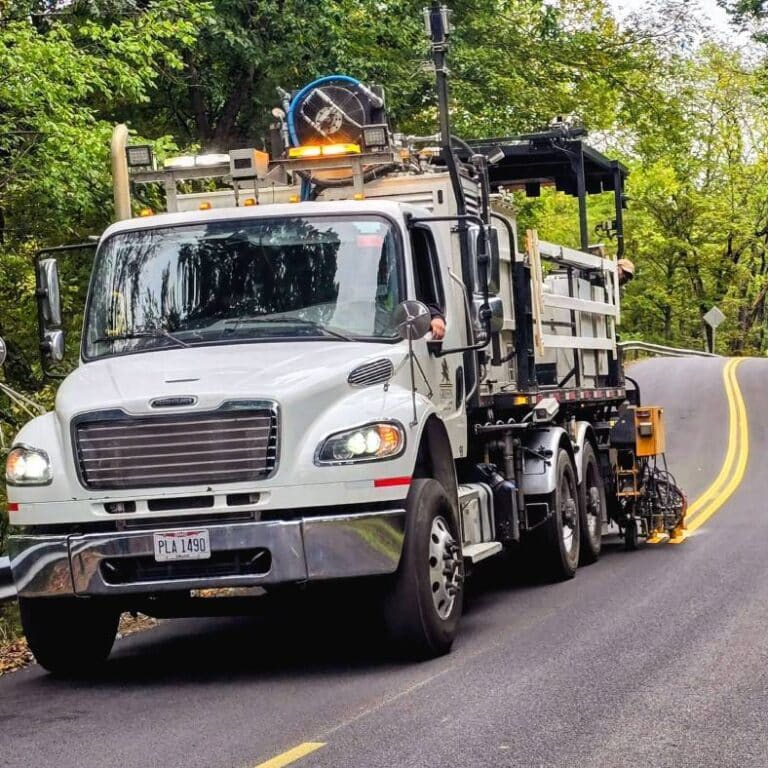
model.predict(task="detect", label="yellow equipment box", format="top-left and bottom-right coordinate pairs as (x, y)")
top-left (634, 406), bottom-right (665, 457)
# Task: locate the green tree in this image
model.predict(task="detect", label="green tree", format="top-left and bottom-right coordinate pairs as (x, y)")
top-left (0, 0), bottom-right (209, 386)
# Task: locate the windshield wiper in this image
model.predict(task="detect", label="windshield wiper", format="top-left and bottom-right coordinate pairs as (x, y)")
top-left (224, 315), bottom-right (355, 342)
top-left (93, 328), bottom-right (190, 349)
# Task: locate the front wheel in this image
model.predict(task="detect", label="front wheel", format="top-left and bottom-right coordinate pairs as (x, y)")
top-left (19, 597), bottom-right (119, 676)
top-left (383, 478), bottom-right (463, 659)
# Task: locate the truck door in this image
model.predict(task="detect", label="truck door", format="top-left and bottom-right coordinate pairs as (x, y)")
top-left (409, 225), bottom-right (467, 455)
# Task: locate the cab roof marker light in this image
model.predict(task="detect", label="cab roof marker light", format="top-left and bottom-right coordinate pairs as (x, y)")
top-left (138, 207), bottom-right (154, 217)
top-left (242, 198), bottom-right (257, 207)
top-left (199, 201), bottom-right (213, 211)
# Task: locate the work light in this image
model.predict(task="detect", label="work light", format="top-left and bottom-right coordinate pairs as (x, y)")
top-left (362, 125), bottom-right (390, 151)
top-left (125, 144), bottom-right (154, 169)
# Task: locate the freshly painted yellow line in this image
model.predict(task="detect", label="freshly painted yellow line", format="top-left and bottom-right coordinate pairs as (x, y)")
top-left (685, 358), bottom-right (741, 520)
top-left (686, 359), bottom-right (749, 533)
top-left (254, 742), bottom-right (326, 768)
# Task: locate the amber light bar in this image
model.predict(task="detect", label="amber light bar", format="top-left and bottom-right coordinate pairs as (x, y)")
top-left (288, 143), bottom-right (362, 159)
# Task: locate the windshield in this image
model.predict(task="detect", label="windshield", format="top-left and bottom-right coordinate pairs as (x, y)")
top-left (83, 215), bottom-right (403, 360)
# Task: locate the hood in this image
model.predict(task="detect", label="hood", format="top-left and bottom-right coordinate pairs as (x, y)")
top-left (56, 341), bottom-right (404, 421)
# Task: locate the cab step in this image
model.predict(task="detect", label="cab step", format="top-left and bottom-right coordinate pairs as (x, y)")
top-left (462, 541), bottom-right (503, 563)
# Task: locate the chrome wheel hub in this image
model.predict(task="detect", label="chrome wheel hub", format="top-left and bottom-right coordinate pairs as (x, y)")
top-left (428, 515), bottom-right (461, 620)
top-left (587, 485), bottom-right (602, 537)
top-left (561, 488), bottom-right (577, 555)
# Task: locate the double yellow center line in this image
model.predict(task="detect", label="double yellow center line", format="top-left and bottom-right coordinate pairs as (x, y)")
top-left (684, 358), bottom-right (748, 534)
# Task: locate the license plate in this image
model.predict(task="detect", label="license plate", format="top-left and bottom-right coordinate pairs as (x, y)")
top-left (153, 529), bottom-right (211, 562)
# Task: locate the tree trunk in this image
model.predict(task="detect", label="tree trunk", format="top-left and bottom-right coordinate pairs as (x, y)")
top-left (210, 70), bottom-right (254, 150)
top-left (187, 59), bottom-right (213, 145)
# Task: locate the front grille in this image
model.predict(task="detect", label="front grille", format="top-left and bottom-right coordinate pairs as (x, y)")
top-left (74, 406), bottom-right (278, 490)
top-left (100, 548), bottom-right (271, 584)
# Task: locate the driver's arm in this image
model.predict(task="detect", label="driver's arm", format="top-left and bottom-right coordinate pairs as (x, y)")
top-left (427, 304), bottom-right (446, 340)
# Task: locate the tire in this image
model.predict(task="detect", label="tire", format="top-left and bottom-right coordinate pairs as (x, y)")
top-left (624, 518), bottom-right (639, 551)
top-left (383, 478), bottom-right (463, 659)
top-left (533, 447), bottom-right (580, 582)
top-left (578, 442), bottom-right (605, 566)
top-left (19, 597), bottom-right (119, 676)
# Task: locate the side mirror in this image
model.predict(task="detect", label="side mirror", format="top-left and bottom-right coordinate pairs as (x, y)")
top-left (469, 226), bottom-right (500, 293)
top-left (41, 330), bottom-right (65, 364)
top-left (0, 336), bottom-right (6, 366)
top-left (38, 258), bottom-right (62, 327)
top-left (394, 300), bottom-right (432, 340)
top-left (472, 296), bottom-right (504, 340)
top-left (487, 228), bottom-right (501, 294)
top-left (486, 296), bottom-right (504, 333)
top-left (36, 255), bottom-right (66, 374)
top-left (34, 242), bottom-right (96, 380)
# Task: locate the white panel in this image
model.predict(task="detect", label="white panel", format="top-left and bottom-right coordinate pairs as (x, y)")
top-left (542, 293), bottom-right (618, 317)
top-left (541, 334), bottom-right (615, 351)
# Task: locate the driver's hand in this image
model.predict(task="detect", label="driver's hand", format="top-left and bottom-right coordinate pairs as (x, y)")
top-left (430, 316), bottom-right (446, 340)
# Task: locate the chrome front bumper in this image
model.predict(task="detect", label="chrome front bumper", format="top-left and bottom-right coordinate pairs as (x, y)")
top-left (8, 509), bottom-right (406, 598)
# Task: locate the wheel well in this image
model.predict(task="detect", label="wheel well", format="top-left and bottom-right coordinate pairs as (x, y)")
top-left (573, 424), bottom-right (599, 484)
top-left (559, 433), bottom-right (577, 471)
top-left (413, 416), bottom-right (459, 513)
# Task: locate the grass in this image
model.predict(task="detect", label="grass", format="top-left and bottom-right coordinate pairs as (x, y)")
top-left (0, 601), bottom-right (32, 675)
top-left (0, 600), bottom-right (21, 644)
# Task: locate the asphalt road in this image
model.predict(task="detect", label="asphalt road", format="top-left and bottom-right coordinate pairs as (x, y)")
top-left (1, 357), bottom-right (765, 768)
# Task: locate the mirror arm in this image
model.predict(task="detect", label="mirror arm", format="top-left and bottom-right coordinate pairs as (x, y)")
top-left (407, 213), bottom-right (485, 229)
top-left (432, 338), bottom-right (489, 358)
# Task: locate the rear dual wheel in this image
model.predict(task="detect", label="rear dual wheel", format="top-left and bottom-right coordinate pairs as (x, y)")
top-left (578, 442), bottom-right (605, 565)
top-left (532, 447), bottom-right (581, 582)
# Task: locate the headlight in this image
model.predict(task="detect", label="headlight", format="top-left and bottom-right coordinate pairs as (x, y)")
top-left (316, 422), bottom-right (405, 465)
top-left (6, 445), bottom-right (52, 486)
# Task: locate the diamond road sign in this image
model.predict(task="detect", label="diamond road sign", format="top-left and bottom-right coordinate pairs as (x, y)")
top-left (703, 306), bottom-right (726, 329)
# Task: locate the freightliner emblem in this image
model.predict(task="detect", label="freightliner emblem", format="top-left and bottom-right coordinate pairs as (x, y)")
top-left (150, 396), bottom-right (198, 408)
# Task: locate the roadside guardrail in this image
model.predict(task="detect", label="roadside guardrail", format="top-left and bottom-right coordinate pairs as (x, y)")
top-left (619, 340), bottom-right (720, 358)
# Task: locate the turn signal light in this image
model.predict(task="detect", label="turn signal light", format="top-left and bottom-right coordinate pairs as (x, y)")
top-left (377, 424), bottom-right (402, 455)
